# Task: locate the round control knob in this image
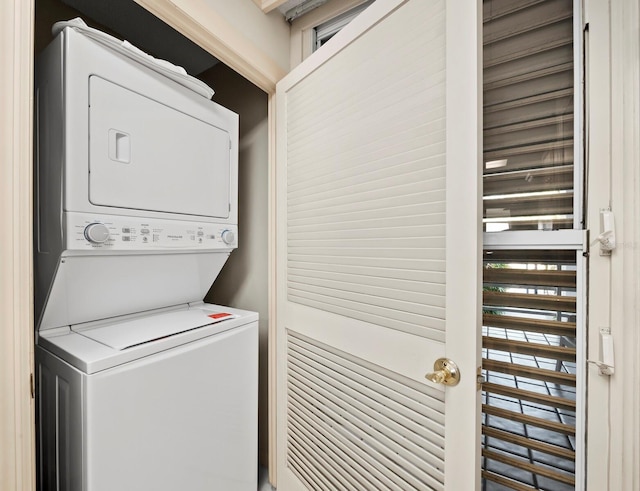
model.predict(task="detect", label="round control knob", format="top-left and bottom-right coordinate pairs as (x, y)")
top-left (84, 223), bottom-right (110, 244)
top-left (221, 230), bottom-right (235, 245)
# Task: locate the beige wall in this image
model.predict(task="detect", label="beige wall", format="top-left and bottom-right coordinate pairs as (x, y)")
top-left (202, 63), bottom-right (271, 468)
top-left (201, 0), bottom-right (290, 74)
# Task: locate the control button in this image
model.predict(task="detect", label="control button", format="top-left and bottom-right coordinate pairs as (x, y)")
top-left (140, 228), bottom-right (150, 234)
top-left (84, 223), bottom-right (110, 244)
top-left (221, 230), bottom-right (235, 245)
top-left (122, 236), bottom-right (130, 242)
top-left (122, 227), bottom-right (131, 233)
top-left (197, 230), bottom-right (204, 236)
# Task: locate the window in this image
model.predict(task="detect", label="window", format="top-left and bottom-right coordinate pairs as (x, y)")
top-left (481, 1), bottom-right (585, 489)
top-left (312, 1), bottom-right (374, 52)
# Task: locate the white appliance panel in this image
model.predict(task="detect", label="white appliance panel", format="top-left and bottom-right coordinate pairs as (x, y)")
top-left (85, 322), bottom-right (258, 491)
top-left (39, 253), bottom-right (229, 332)
top-left (89, 76), bottom-right (230, 218)
top-left (36, 348), bottom-right (84, 491)
top-left (65, 213), bottom-right (237, 251)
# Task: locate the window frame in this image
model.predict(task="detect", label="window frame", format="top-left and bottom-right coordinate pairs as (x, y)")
top-left (481, 1), bottom-right (587, 489)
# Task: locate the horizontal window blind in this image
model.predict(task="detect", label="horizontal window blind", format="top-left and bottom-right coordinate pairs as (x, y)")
top-left (482, 249), bottom-right (577, 491)
top-left (483, 0), bottom-right (575, 232)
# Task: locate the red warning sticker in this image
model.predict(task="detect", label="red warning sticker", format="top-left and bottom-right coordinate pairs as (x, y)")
top-left (208, 312), bottom-right (232, 320)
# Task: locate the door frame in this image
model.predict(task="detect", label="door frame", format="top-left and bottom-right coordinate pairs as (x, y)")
top-left (0, 1), bottom-right (36, 489)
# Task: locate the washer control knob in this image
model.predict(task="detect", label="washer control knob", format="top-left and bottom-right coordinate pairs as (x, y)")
top-left (221, 230), bottom-right (235, 245)
top-left (84, 223), bottom-right (110, 244)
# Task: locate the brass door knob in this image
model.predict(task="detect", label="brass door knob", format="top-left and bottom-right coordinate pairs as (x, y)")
top-left (425, 358), bottom-right (460, 386)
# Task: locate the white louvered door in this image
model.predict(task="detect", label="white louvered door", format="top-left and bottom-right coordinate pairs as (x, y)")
top-left (275, 1), bottom-right (482, 490)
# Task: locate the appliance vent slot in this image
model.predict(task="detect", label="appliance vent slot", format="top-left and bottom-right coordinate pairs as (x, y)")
top-left (285, 0), bottom-right (447, 343)
top-left (286, 331), bottom-right (445, 491)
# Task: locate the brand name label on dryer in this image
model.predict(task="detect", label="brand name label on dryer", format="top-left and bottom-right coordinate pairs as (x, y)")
top-left (66, 213), bottom-right (237, 251)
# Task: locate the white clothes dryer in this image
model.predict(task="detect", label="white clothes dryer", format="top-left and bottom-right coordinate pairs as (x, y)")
top-left (34, 21), bottom-right (257, 491)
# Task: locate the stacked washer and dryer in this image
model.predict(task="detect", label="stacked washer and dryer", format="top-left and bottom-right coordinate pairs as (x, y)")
top-left (34, 21), bottom-right (257, 491)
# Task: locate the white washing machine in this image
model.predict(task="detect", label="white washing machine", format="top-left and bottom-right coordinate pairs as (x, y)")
top-left (34, 21), bottom-right (257, 491)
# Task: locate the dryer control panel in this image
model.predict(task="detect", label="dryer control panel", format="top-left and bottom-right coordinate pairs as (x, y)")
top-left (66, 213), bottom-right (237, 251)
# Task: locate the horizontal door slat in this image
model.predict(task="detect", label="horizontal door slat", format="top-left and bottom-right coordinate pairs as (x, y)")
top-left (288, 201), bottom-right (445, 226)
top-left (289, 268), bottom-right (444, 295)
top-left (288, 374), bottom-right (445, 481)
top-left (289, 282), bottom-right (445, 318)
top-left (288, 274), bottom-right (444, 306)
top-left (289, 293), bottom-right (445, 341)
top-left (288, 224), bottom-right (445, 241)
top-left (288, 147), bottom-right (444, 194)
top-left (287, 153), bottom-right (445, 202)
top-left (288, 362), bottom-right (445, 479)
top-left (288, 345), bottom-right (446, 442)
top-left (289, 261), bottom-right (445, 284)
top-left (289, 417), bottom-right (389, 491)
top-left (288, 382), bottom-right (442, 490)
top-left (288, 436), bottom-right (355, 491)
top-left (289, 333), bottom-right (444, 408)
top-left (288, 246), bottom-right (444, 260)
top-left (288, 178), bottom-right (445, 214)
top-left (288, 397), bottom-right (413, 491)
top-left (288, 254), bottom-right (445, 271)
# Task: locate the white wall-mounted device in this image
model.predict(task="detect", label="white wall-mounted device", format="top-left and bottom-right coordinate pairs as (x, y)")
top-left (594, 208), bottom-right (616, 256)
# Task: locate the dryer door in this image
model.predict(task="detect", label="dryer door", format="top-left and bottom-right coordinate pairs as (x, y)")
top-left (88, 75), bottom-right (230, 218)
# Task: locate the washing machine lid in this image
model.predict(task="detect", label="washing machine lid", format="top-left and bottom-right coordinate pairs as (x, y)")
top-left (74, 309), bottom-right (237, 351)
